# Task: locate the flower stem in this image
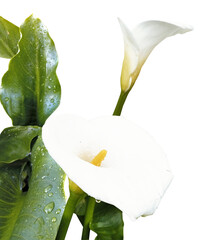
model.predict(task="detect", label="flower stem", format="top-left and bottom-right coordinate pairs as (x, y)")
top-left (113, 90), bottom-right (129, 116)
top-left (81, 196), bottom-right (96, 240)
top-left (80, 89), bottom-right (130, 239)
top-left (56, 191), bottom-right (81, 240)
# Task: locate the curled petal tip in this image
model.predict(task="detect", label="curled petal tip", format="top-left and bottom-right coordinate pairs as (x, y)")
top-left (117, 17), bottom-right (126, 28)
top-left (181, 24), bottom-right (193, 32)
top-left (164, 21), bottom-right (193, 33)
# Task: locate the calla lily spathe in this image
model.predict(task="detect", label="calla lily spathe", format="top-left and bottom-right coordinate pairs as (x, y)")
top-left (119, 19), bottom-right (192, 92)
top-left (43, 115), bottom-right (173, 219)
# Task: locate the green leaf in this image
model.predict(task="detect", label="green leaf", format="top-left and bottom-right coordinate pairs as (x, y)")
top-left (0, 126), bottom-right (41, 164)
top-left (90, 202), bottom-right (124, 240)
top-left (0, 15), bottom-right (61, 126)
top-left (0, 136), bottom-right (66, 240)
top-left (0, 16), bottom-right (20, 59)
top-left (75, 198), bottom-right (124, 240)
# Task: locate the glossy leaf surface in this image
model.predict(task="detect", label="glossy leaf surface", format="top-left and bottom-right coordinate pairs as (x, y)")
top-left (0, 136), bottom-right (66, 240)
top-left (91, 202), bottom-right (124, 240)
top-left (0, 15), bottom-right (61, 126)
top-left (0, 126), bottom-right (41, 164)
top-left (0, 16), bottom-right (20, 59)
top-left (75, 198), bottom-right (124, 240)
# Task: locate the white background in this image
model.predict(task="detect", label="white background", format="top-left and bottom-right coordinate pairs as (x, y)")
top-left (1, 0), bottom-right (209, 239)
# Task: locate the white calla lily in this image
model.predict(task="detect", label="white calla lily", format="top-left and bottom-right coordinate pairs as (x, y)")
top-left (43, 114), bottom-right (173, 219)
top-left (119, 19), bottom-right (192, 92)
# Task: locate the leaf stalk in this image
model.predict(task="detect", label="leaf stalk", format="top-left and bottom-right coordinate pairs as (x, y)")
top-left (56, 191), bottom-right (81, 240)
top-left (81, 196), bottom-right (96, 240)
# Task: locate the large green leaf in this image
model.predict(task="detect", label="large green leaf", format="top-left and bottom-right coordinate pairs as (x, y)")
top-left (0, 15), bottom-right (61, 126)
top-left (75, 198), bottom-right (124, 240)
top-left (0, 16), bottom-right (20, 59)
top-left (0, 126), bottom-right (41, 164)
top-left (91, 202), bottom-right (124, 240)
top-left (0, 136), bottom-right (66, 240)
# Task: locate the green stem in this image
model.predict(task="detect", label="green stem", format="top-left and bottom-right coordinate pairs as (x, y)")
top-left (80, 89), bottom-right (130, 239)
top-left (56, 191), bottom-right (81, 240)
top-left (113, 90), bottom-right (129, 116)
top-left (81, 197), bottom-right (96, 240)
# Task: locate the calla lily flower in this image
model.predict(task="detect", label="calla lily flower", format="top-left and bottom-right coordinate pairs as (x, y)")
top-left (119, 19), bottom-right (192, 92)
top-left (43, 115), bottom-right (173, 219)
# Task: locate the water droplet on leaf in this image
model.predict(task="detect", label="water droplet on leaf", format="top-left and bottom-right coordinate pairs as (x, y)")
top-left (55, 209), bottom-right (61, 214)
top-left (38, 235), bottom-right (44, 239)
top-left (44, 202), bottom-right (55, 214)
top-left (51, 217), bottom-right (57, 223)
top-left (48, 192), bottom-right (53, 197)
top-left (44, 185), bottom-right (52, 193)
top-left (34, 217), bottom-right (45, 225)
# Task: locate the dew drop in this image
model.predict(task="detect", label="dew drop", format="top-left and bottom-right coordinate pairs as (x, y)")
top-left (50, 98), bottom-right (54, 103)
top-left (48, 86), bottom-right (51, 89)
top-left (48, 192), bottom-right (53, 197)
top-left (44, 185), bottom-right (52, 193)
top-left (44, 202), bottom-right (55, 214)
top-left (38, 235), bottom-right (44, 239)
top-left (41, 153), bottom-right (45, 156)
top-left (42, 176), bottom-right (47, 180)
top-left (55, 209), bottom-right (61, 214)
top-left (51, 217), bottom-right (57, 223)
top-left (4, 97), bottom-right (9, 102)
top-left (34, 216), bottom-right (45, 225)
top-left (96, 199), bottom-right (101, 203)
